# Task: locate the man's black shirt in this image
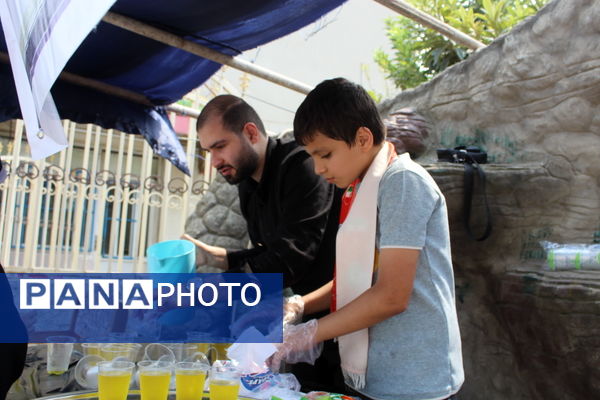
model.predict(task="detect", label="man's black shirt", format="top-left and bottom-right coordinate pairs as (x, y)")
top-left (227, 138), bottom-right (340, 295)
top-left (225, 137), bottom-right (344, 392)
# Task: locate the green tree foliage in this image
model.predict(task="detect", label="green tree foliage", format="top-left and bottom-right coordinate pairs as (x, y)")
top-left (375, 0), bottom-right (549, 89)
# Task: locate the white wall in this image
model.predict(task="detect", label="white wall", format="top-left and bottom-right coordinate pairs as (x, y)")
top-left (222, 0), bottom-right (398, 134)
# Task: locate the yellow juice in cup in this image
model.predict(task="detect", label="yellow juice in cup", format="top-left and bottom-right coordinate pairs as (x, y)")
top-left (209, 379), bottom-right (240, 400)
top-left (98, 371), bottom-right (132, 400)
top-left (195, 343), bottom-right (206, 353)
top-left (47, 370), bottom-right (66, 375)
top-left (176, 370), bottom-right (206, 400)
top-left (140, 371), bottom-right (171, 400)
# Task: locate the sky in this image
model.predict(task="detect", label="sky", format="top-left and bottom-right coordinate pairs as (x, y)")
top-left (220, 0), bottom-right (399, 134)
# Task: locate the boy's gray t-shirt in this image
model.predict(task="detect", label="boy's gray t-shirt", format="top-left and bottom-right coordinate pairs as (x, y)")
top-left (354, 153), bottom-right (464, 400)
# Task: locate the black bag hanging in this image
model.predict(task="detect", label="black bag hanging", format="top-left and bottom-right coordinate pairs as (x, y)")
top-left (436, 146), bottom-right (492, 241)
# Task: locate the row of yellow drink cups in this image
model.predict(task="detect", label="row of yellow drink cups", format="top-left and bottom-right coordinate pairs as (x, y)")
top-left (99, 359), bottom-right (240, 400)
top-left (82, 342), bottom-right (231, 363)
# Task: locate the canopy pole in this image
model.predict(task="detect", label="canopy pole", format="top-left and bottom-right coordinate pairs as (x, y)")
top-left (372, 0), bottom-right (485, 50)
top-left (102, 12), bottom-right (313, 95)
top-left (0, 51), bottom-right (200, 118)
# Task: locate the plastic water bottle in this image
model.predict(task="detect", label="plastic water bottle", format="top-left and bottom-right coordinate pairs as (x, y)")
top-left (542, 241), bottom-right (600, 270)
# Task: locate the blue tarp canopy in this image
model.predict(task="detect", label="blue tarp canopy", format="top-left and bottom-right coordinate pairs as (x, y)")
top-left (0, 0), bottom-right (346, 173)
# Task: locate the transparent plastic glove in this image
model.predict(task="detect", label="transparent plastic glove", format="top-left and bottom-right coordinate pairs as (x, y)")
top-left (268, 319), bottom-right (322, 372)
top-left (283, 295), bottom-right (304, 326)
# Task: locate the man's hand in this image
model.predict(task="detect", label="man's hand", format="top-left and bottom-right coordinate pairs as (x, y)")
top-left (181, 233), bottom-right (229, 271)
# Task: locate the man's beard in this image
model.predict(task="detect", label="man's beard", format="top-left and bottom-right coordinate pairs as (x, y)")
top-left (220, 143), bottom-right (259, 184)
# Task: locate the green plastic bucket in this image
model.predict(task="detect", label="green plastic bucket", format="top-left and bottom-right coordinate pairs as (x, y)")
top-left (146, 239), bottom-right (195, 274)
top-left (146, 240), bottom-right (196, 325)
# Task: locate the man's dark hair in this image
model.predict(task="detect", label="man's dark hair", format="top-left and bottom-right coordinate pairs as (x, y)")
top-left (196, 94), bottom-right (266, 136)
top-left (294, 78), bottom-right (385, 146)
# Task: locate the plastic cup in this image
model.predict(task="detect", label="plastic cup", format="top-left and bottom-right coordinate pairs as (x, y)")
top-left (101, 344), bottom-right (134, 361)
top-left (165, 343), bottom-right (198, 362)
top-left (123, 343), bottom-right (143, 361)
top-left (82, 343), bottom-right (102, 357)
top-left (209, 361), bottom-right (240, 400)
top-left (143, 343), bottom-right (176, 363)
top-left (74, 355), bottom-right (104, 389)
top-left (46, 336), bottom-right (75, 375)
top-left (98, 361), bottom-right (134, 400)
top-left (101, 343), bottom-right (142, 361)
top-left (138, 360), bottom-right (173, 400)
top-left (176, 361), bottom-right (210, 400)
top-left (187, 332), bottom-right (218, 362)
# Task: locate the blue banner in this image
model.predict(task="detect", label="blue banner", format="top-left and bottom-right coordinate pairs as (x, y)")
top-left (0, 273), bottom-right (283, 343)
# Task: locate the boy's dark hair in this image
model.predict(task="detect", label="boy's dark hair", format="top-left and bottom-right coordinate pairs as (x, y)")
top-left (196, 94), bottom-right (266, 136)
top-left (294, 78), bottom-right (385, 146)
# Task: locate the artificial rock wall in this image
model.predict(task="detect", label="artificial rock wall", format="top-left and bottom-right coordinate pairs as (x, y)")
top-left (185, 173), bottom-right (249, 272)
top-left (378, 0), bottom-right (600, 398)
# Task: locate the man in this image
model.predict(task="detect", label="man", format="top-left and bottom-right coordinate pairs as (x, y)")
top-left (0, 157), bottom-right (27, 400)
top-left (183, 95), bottom-right (343, 392)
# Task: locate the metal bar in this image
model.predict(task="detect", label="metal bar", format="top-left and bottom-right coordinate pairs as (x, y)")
top-left (107, 131), bottom-right (126, 271)
top-left (83, 126), bottom-right (103, 271)
top-left (1, 120), bottom-right (23, 268)
top-left (0, 180), bottom-right (8, 266)
top-left (93, 129), bottom-right (114, 271)
top-left (59, 122), bottom-right (78, 271)
top-left (372, 0), bottom-right (485, 50)
top-left (59, 65), bottom-right (152, 107)
top-left (69, 124), bottom-right (93, 270)
top-left (135, 140), bottom-right (153, 273)
top-left (0, 52), bottom-right (199, 117)
top-left (1, 122), bottom-right (23, 268)
top-left (13, 183), bottom-right (27, 268)
top-left (116, 134), bottom-right (135, 272)
top-left (39, 175), bottom-right (53, 270)
top-left (23, 158), bottom-right (44, 271)
top-left (48, 121), bottom-right (69, 271)
top-left (158, 159), bottom-right (171, 243)
top-left (102, 12), bottom-right (313, 95)
top-left (167, 103), bottom-right (201, 119)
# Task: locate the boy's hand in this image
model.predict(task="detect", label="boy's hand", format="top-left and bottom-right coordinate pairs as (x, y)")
top-left (268, 319), bottom-right (322, 372)
top-left (181, 233), bottom-right (229, 271)
top-left (283, 294), bottom-right (304, 326)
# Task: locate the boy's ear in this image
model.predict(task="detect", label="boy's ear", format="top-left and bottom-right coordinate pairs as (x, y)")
top-left (355, 127), bottom-right (374, 150)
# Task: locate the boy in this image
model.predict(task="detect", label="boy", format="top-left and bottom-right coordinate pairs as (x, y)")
top-left (271, 78), bottom-right (464, 400)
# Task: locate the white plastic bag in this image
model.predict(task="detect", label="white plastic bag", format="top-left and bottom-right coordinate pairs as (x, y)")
top-left (227, 328), bottom-right (302, 400)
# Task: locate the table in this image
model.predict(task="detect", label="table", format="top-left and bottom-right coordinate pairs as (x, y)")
top-left (34, 389), bottom-right (258, 400)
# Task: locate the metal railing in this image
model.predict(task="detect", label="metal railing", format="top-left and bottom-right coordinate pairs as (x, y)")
top-left (0, 118), bottom-right (212, 273)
